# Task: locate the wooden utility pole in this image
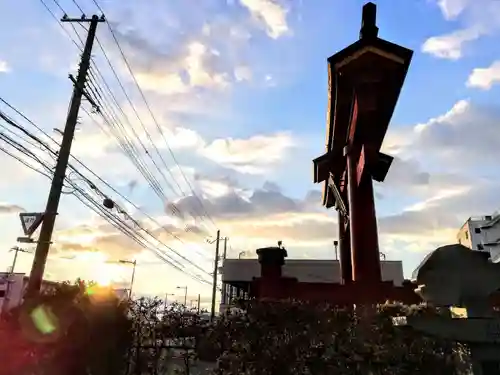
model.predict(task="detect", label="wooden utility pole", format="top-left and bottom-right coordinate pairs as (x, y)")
top-left (220, 237), bottom-right (228, 306)
top-left (25, 15), bottom-right (105, 298)
top-left (197, 293), bottom-right (200, 313)
top-left (222, 237), bottom-right (228, 260)
top-left (209, 230), bottom-right (220, 321)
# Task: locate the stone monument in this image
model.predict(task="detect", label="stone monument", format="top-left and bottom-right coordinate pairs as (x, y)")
top-left (397, 244), bottom-right (500, 374)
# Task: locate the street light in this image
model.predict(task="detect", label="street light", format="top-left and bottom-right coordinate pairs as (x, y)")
top-left (116, 259), bottom-right (136, 299)
top-left (238, 251), bottom-right (245, 259)
top-left (176, 286), bottom-right (187, 306)
top-left (164, 292), bottom-right (174, 312)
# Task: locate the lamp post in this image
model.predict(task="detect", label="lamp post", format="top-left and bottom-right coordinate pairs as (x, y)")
top-left (176, 286), bottom-right (187, 306)
top-left (164, 292), bottom-right (174, 313)
top-left (118, 259), bottom-right (136, 299)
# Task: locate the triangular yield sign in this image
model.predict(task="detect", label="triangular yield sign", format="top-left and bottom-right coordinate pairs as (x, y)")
top-left (19, 212), bottom-right (44, 236)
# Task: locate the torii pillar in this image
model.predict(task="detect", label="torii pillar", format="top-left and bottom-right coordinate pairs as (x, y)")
top-left (313, 3), bottom-right (413, 291)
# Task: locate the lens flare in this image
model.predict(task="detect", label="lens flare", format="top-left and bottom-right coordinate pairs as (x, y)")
top-left (29, 304), bottom-right (58, 336)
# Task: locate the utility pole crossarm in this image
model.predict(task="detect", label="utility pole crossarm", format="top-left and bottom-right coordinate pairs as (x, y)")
top-left (25, 15), bottom-right (103, 299)
top-left (61, 14), bottom-right (106, 23)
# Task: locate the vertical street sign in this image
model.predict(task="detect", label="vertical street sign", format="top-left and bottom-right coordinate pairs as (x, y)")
top-left (19, 212), bottom-right (44, 237)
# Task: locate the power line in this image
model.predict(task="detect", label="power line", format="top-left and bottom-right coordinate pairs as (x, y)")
top-left (34, 0), bottom-right (214, 238)
top-left (0, 99), bottom-right (214, 279)
top-left (34, 0), bottom-right (220, 272)
top-left (0, 143), bottom-right (50, 178)
top-left (40, 0), bottom-right (215, 244)
top-left (89, 0), bottom-right (218, 229)
top-left (38, 0), bottom-right (82, 50)
top-left (0, 129), bottom-right (212, 285)
top-left (85, 40), bottom-right (207, 227)
top-left (0, 96), bottom-right (211, 260)
top-left (38, 0), bottom-right (188, 220)
top-left (68, 11), bottom-right (210, 232)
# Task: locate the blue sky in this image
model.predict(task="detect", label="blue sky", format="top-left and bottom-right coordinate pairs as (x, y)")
top-left (1, 0), bottom-right (500, 307)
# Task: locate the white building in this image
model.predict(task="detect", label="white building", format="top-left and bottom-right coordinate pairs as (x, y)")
top-left (219, 258), bottom-right (405, 313)
top-left (457, 214), bottom-right (500, 262)
top-left (0, 272), bottom-right (26, 312)
top-left (0, 272), bottom-right (60, 312)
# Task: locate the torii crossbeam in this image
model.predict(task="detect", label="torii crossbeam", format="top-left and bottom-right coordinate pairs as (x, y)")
top-left (313, 3), bottom-right (413, 287)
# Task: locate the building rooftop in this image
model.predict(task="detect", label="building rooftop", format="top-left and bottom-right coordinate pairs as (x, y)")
top-left (221, 258), bottom-right (404, 286)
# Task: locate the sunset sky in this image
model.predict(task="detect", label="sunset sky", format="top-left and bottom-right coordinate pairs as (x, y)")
top-left (1, 0), bottom-right (500, 308)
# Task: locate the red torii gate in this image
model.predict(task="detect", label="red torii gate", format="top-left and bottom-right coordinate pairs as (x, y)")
top-left (248, 3), bottom-right (418, 306)
top-left (250, 2), bottom-right (500, 307)
top-left (313, 2), bottom-right (415, 301)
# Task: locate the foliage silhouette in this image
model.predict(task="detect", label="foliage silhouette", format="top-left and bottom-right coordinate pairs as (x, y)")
top-left (1, 279), bottom-right (132, 375)
top-left (0, 285), bottom-right (473, 375)
top-left (203, 299), bottom-right (470, 375)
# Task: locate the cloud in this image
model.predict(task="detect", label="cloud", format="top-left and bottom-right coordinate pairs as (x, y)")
top-left (98, 18), bottom-right (234, 100)
top-left (163, 177), bottom-right (336, 250)
top-left (467, 60), bottom-right (500, 90)
top-left (103, 5), bottom-right (269, 100)
top-left (199, 132), bottom-right (295, 174)
top-left (239, 0), bottom-right (290, 39)
top-left (52, 217), bottom-right (204, 266)
top-left (0, 60), bottom-right (9, 73)
top-left (378, 179), bottom-right (499, 247)
top-left (382, 99), bottom-right (500, 169)
top-left (423, 0), bottom-right (500, 59)
top-left (0, 203), bottom-right (25, 214)
top-left (111, 31), bottom-right (229, 95)
top-left (374, 98), bottom-right (500, 251)
top-left (437, 0), bottom-right (470, 20)
top-left (403, 100), bottom-right (500, 166)
top-left (385, 157), bottom-right (430, 188)
top-left (421, 27), bottom-right (481, 60)
top-left (234, 65), bottom-right (253, 81)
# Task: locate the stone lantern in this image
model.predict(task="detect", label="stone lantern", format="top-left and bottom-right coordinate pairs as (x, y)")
top-left (396, 244), bottom-right (500, 374)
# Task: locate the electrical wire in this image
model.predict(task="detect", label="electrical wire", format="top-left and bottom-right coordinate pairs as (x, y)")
top-left (0, 138), bottom-right (211, 285)
top-left (35, 0), bottom-right (223, 255)
top-left (61, 11), bottom-right (208, 233)
top-left (38, 0), bottom-right (187, 221)
top-left (0, 108), bottom-right (213, 284)
top-left (0, 97), bottom-right (212, 263)
top-left (38, 0), bottom-right (82, 50)
top-left (89, 0), bottom-right (218, 229)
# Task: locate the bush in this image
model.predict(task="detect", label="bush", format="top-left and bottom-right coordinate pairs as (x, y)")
top-left (1, 280), bottom-right (133, 375)
top-left (2, 287), bottom-right (472, 375)
top-left (203, 299), bottom-right (470, 375)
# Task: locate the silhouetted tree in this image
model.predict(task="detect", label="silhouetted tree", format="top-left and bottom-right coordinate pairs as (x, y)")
top-left (203, 299), bottom-right (470, 375)
top-left (1, 279), bottom-right (133, 375)
top-left (2, 286), bottom-right (472, 375)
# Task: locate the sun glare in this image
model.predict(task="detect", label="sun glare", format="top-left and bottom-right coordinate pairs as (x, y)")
top-left (92, 262), bottom-right (123, 287)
